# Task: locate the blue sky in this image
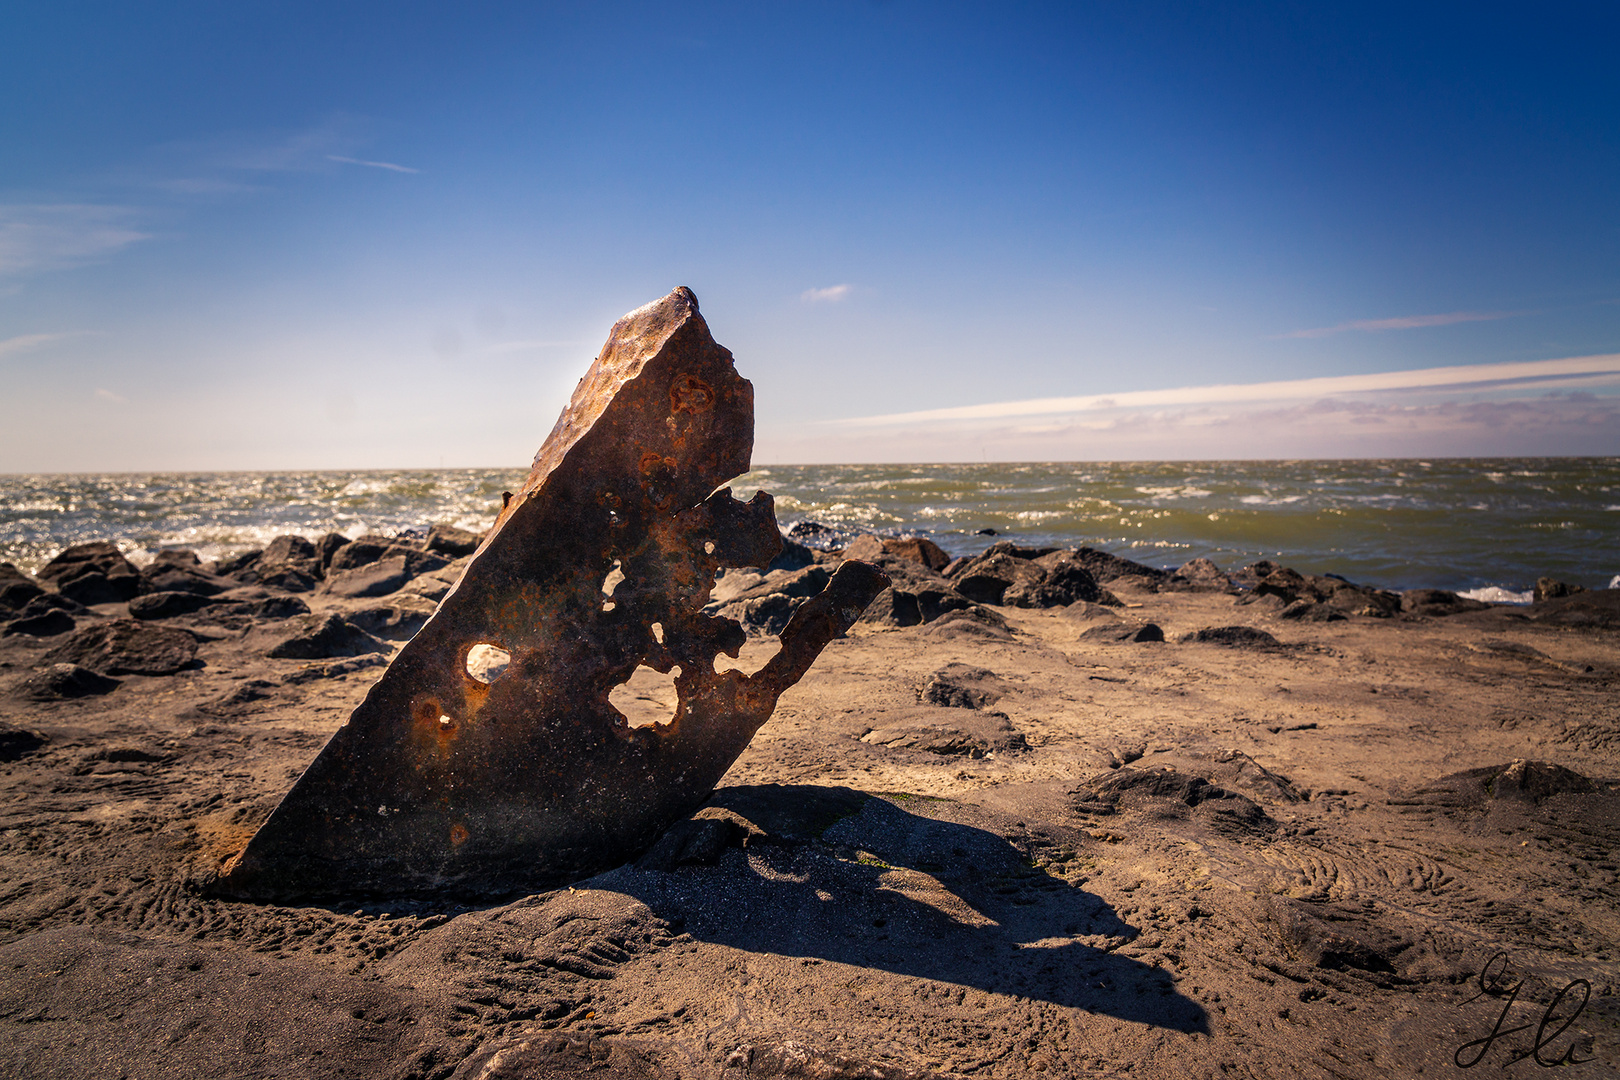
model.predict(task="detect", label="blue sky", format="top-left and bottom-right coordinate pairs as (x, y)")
top-left (3, 1), bottom-right (1617, 470)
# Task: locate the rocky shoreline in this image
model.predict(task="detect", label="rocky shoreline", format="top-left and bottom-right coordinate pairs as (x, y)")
top-left (2, 526), bottom-right (1618, 1078)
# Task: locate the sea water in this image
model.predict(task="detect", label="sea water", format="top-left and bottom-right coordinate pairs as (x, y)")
top-left (1, 458), bottom-right (1615, 598)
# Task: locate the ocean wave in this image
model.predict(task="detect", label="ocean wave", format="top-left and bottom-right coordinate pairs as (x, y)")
top-left (1458, 586), bottom-right (1533, 605)
top-left (1238, 494), bottom-right (1305, 506)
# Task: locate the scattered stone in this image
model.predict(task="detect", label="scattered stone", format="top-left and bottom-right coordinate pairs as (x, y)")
top-left (0, 721), bottom-right (49, 759)
top-left (1080, 621), bottom-right (1165, 643)
top-left (949, 546), bottom-right (1046, 606)
top-left (1534, 577), bottom-right (1586, 602)
top-left (1400, 588), bottom-right (1489, 617)
top-left (213, 548), bottom-right (262, 576)
top-left (857, 587), bottom-right (922, 628)
top-left (315, 531), bottom-right (350, 570)
top-left (41, 620), bottom-right (198, 676)
top-left (322, 556), bottom-right (412, 599)
top-left (127, 591), bottom-right (221, 620)
top-left (919, 605), bottom-right (1013, 641)
top-left (37, 541), bottom-right (141, 601)
top-left (1180, 626), bottom-right (1282, 648)
top-left (1163, 557), bottom-right (1234, 592)
top-left (14, 663), bottom-right (119, 702)
top-left (763, 535), bottom-right (816, 573)
top-left (843, 535), bottom-right (951, 572)
top-left (861, 709), bottom-right (1026, 757)
top-left (2, 608), bottom-right (76, 637)
top-left (259, 614), bottom-right (388, 660)
top-left (919, 663), bottom-right (1006, 709)
top-left (139, 550), bottom-right (235, 596)
top-left (1529, 588), bottom-right (1620, 630)
top-left (281, 652), bottom-right (391, 684)
top-left (1279, 600), bottom-right (1347, 622)
top-left (345, 598), bottom-right (437, 641)
top-left (425, 524), bottom-right (482, 558)
top-left (1071, 766), bottom-right (1274, 832)
top-left (0, 563), bottom-right (45, 614)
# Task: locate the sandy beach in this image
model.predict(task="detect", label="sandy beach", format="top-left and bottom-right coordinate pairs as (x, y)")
top-left (2, 534), bottom-right (1616, 1080)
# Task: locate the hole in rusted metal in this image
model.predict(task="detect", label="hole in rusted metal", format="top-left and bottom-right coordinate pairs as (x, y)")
top-left (704, 541), bottom-right (716, 555)
top-left (650, 621), bottom-right (664, 645)
top-left (609, 664), bottom-right (681, 728)
top-left (450, 823), bottom-right (470, 847)
top-left (465, 644), bottom-right (510, 684)
top-left (601, 559), bottom-right (624, 612)
top-left (438, 714), bottom-right (454, 729)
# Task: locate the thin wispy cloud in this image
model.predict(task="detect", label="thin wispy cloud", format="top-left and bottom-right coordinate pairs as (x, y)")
top-left (1279, 310), bottom-right (1516, 339)
top-left (835, 354), bottom-right (1620, 427)
top-left (801, 284), bottom-right (852, 303)
top-left (328, 155), bottom-right (420, 174)
top-left (0, 331), bottom-right (93, 357)
top-left (0, 205), bottom-right (149, 276)
top-left (94, 388), bottom-right (125, 403)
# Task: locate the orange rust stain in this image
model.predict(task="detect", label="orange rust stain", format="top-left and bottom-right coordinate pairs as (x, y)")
top-left (410, 695), bottom-right (462, 760)
top-left (450, 823), bottom-right (470, 848)
top-left (669, 373), bottom-right (714, 414)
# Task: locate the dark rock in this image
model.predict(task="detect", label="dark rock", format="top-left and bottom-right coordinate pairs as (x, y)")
top-left (139, 550), bottom-right (234, 596)
top-left (322, 556), bottom-right (412, 599)
top-left (0, 563), bottom-right (45, 614)
top-left (12, 663), bottom-right (121, 702)
top-left (37, 541), bottom-right (139, 588)
top-left (636, 812), bottom-right (746, 870)
top-left (1229, 560), bottom-right (1282, 588)
top-left (41, 619), bottom-right (199, 676)
top-left (860, 708), bottom-right (1026, 757)
top-left (3, 609), bottom-right (77, 637)
top-left (1017, 551), bottom-right (1112, 606)
top-left (725, 593), bottom-right (801, 637)
top-left (327, 535), bottom-right (393, 572)
top-left (17, 593), bottom-right (91, 616)
top-left (213, 548), bottom-right (262, 576)
top-left (843, 535), bottom-right (950, 572)
top-left (1164, 557), bottom-right (1233, 592)
top-left (260, 614), bottom-right (388, 660)
top-left (128, 591), bottom-right (221, 620)
top-left (919, 663), bottom-right (1005, 709)
top-left (254, 565), bottom-right (319, 592)
top-left (1081, 621), bottom-right (1166, 643)
top-left (857, 587), bottom-right (922, 628)
top-left (263, 535), bottom-right (317, 564)
top-left (344, 599), bottom-right (436, 641)
top-left (1279, 600), bottom-right (1347, 622)
top-left (425, 524), bottom-right (481, 559)
top-left (1071, 766), bottom-right (1274, 832)
top-left (315, 531), bottom-right (350, 569)
top-left (0, 721), bottom-right (49, 759)
top-left (914, 584), bottom-right (972, 622)
top-left (918, 605), bottom-right (1013, 641)
top-left (1400, 588), bottom-right (1489, 617)
top-left (975, 527), bottom-right (998, 535)
top-left (1534, 577), bottom-right (1586, 602)
top-left (1267, 899), bottom-right (1400, 974)
top-left (1254, 567), bottom-right (1309, 604)
top-left (950, 548), bottom-right (1044, 606)
top-left (762, 536), bottom-right (815, 573)
top-left (59, 570), bottom-right (142, 605)
top-left (1066, 547), bottom-right (1169, 586)
top-left (1528, 588), bottom-right (1620, 630)
top-left (1180, 626), bottom-right (1282, 648)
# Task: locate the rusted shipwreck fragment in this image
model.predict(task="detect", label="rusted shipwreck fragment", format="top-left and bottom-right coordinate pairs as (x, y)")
top-left (216, 287), bottom-right (888, 900)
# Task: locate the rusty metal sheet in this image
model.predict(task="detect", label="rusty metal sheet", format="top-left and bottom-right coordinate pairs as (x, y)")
top-left (214, 287), bottom-right (888, 900)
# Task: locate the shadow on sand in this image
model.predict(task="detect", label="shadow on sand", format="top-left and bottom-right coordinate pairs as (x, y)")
top-left (606, 784), bottom-right (1209, 1035)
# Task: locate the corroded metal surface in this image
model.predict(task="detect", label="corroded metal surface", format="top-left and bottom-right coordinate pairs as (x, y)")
top-left (216, 287), bottom-right (888, 900)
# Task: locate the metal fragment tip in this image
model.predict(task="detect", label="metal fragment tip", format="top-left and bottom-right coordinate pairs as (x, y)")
top-left (213, 287), bottom-right (888, 901)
